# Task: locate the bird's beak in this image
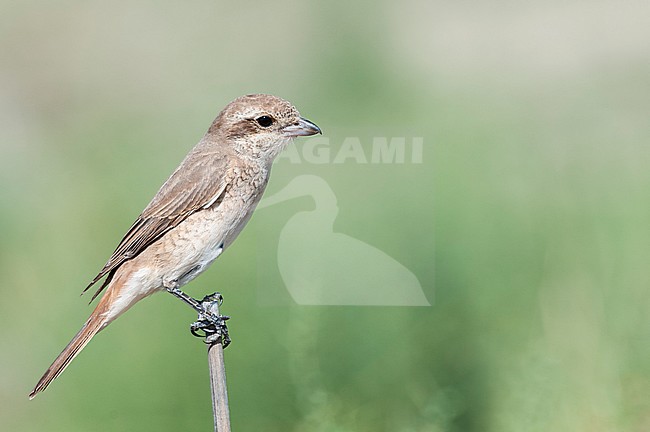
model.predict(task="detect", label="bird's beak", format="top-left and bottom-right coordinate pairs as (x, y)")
top-left (282, 117), bottom-right (322, 137)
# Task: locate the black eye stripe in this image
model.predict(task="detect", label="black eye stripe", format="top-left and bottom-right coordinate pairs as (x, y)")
top-left (256, 116), bottom-right (274, 127)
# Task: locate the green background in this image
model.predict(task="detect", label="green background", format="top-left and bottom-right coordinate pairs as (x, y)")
top-left (2, 1), bottom-right (650, 431)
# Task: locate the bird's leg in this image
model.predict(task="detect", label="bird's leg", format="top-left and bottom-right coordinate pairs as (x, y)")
top-left (164, 284), bottom-right (231, 347)
top-left (165, 284), bottom-right (204, 314)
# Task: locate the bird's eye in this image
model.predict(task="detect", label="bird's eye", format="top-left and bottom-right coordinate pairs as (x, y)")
top-left (256, 116), bottom-right (274, 128)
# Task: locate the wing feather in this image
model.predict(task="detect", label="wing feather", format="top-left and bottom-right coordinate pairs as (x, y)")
top-left (83, 146), bottom-right (230, 301)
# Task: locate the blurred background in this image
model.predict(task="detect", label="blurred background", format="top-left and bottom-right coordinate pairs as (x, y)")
top-left (2, 1), bottom-right (650, 431)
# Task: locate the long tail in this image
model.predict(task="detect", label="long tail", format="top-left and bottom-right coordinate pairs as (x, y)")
top-left (29, 286), bottom-right (118, 399)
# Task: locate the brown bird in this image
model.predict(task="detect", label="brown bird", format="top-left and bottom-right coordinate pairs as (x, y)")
top-left (29, 94), bottom-right (321, 399)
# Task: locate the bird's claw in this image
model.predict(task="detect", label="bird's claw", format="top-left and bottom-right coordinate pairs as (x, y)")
top-left (202, 292), bottom-right (224, 306)
top-left (190, 293), bottom-right (231, 347)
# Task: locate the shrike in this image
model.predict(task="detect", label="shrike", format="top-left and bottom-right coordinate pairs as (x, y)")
top-left (29, 94), bottom-right (321, 399)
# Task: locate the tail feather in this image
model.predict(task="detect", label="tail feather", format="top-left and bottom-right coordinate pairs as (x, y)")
top-left (29, 304), bottom-right (108, 399)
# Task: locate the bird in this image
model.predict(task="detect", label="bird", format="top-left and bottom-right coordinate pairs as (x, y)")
top-left (29, 94), bottom-right (321, 399)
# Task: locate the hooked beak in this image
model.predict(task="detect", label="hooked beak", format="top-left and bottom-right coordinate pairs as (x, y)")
top-left (282, 117), bottom-right (322, 137)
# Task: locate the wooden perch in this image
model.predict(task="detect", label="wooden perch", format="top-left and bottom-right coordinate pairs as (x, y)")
top-left (191, 294), bottom-right (232, 432)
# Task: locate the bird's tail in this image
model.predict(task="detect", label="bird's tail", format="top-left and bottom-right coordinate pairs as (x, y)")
top-left (28, 292), bottom-right (113, 399)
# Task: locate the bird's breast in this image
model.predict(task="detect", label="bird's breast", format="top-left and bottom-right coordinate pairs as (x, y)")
top-left (139, 167), bottom-right (269, 289)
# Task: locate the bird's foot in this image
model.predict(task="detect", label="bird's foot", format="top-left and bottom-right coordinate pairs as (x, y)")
top-left (190, 293), bottom-right (231, 347)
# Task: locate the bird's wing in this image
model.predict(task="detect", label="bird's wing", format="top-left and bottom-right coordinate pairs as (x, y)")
top-left (83, 148), bottom-right (230, 302)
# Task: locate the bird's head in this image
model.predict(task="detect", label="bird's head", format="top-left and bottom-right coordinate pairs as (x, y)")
top-left (209, 94), bottom-right (321, 163)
